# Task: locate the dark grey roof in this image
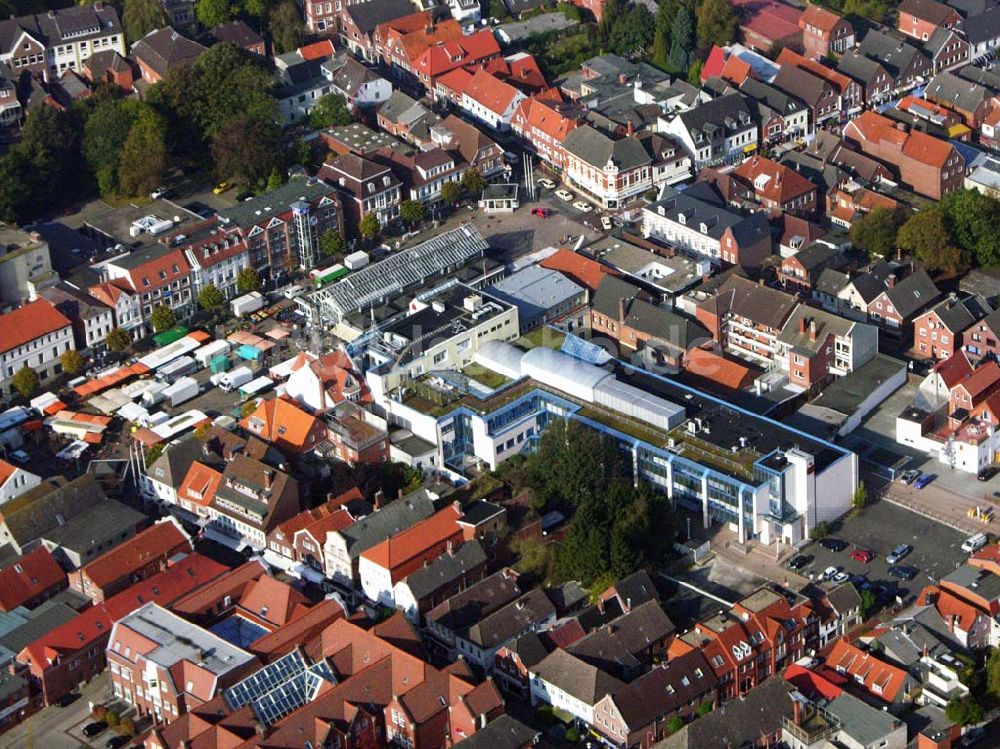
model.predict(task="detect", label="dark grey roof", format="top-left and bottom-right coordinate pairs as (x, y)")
top-left (41, 282), bottom-right (111, 321)
top-left (924, 294), bottom-right (992, 332)
top-left (146, 434), bottom-right (206, 492)
top-left (545, 581), bottom-right (589, 614)
top-left (675, 92), bottom-right (754, 138)
top-left (655, 677), bottom-right (796, 749)
top-left (847, 261), bottom-right (904, 304)
top-left (826, 582), bottom-right (862, 615)
top-left (789, 242), bottom-right (846, 274)
top-left (611, 570), bottom-right (658, 609)
top-left (0, 600), bottom-right (80, 655)
top-left (209, 19), bottom-right (263, 48)
top-left (506, 632), bottom-right (550, 669)
top-left (838, 50), bottom-right (887, 85)
top-left (948, 0), bottom-right (994, 15)
top-left (740, 77), bottom-right (807, 118)
top-left (452, 716), bottom-right (539, 749)
top-left (645, 184), bottom-right (770, 247)
top-left (606, 650), bottom-right (717, 730)
top-left (131, 27), bottom-right (206, 77)
top-left (323, 54), bottom-right (383, 98)
top-left (926, 70), bottom-right (988, 112)
top-left (957, 63), bottom-right (1000, 92)
top-left (0, 475), bottom-right (107, 551)
top-left (562, 126), bottom-right (651, 171)
top-left (0, 4), bottom-right (121, 56)
top-left (826, 693), bottom-right (904, 747)
top-left (345, 0), bottom-right (416, 34)
top-left (780, 151), bottom-right (845, 195)
top-left (458, 500), bottom-right (505, 526)
top-left (401, 540), bottom-right (486, 601)
top-left (926, 26), bottom-right (966, 56)
top-left (591, 274), bottom-right (643, 319)
top-left (41, 499), bottom-right (145, 556)
top-left (532, 648), bottom-right (625, 704)
top-left (883, 268), bottom-right (941, 318)
top-left (858, 30), bottom-right (929, 79)
top-left (339, 490), bottom-right (439, 559)
top-left (567, 600), bottom-right (674, 677)
top-left (219, 174), bottom-right (335, 230)
top-left (702, 275), bottom-right (799, 331)
top-left (960, 267), bottom-right (1000, 299)
top-left (467, 588), bottom-right (555, 649)
top-left (426, 569), bottom-right (521, 633)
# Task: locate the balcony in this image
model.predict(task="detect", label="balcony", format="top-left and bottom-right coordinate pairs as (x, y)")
top-left (782, 704), bottom-right (840, 744)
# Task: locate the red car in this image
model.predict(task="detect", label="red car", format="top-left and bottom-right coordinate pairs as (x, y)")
top-left (850, 549), bottom-right (875, 564)
top-left (531, 207), bottom-right (551, 218)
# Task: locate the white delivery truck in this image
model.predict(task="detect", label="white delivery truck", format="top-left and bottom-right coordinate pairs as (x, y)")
top-left (163, 376), bottom-right (200, 407)
top-left (218, 366), bottom-right (254, 392)
top-left (231, 291), bottom-right (265, 317)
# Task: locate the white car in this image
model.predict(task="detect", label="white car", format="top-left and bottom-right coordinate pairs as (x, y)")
top-left (537, 178), bottom-right (556, 190)
top-left (822, 566), bottom-right (839, 581)
top-left (555, 189), bottom-right (574, 202)
top-left (573, 201), bottom-right (594, 212)
top-left (600, 216), bottom-right (613, 230)
top-left (832, 571), bottom-right (850, 584)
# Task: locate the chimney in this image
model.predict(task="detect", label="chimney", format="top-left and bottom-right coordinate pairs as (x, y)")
top-left (799, 316), bottom-right (807, 334)
top-left (792, 698), bottom-right (802, 726)
top-left (618, 297), bottom-right (627, 323)
top-left (397, 487), bottom-right (404, 499)
top-left (374, 489), bottom-right (385, 510)
top-left (887, 273), bottom-right (896, 288)
top-left (619, 73), bottom-right (628, 85)
top-left (626, 120), bottom-right (634, 136)
top-left (262, 470), bottom-right (272, 491)
top-left (809, 319), bottom-right (817, 342)
top-left (47, 9), bottom-right (54, 17)
top-left (446, 540), bottom-right (455, 556)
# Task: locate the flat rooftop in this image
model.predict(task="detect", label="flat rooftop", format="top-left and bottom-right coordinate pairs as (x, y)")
top-left (82, 199), bottom-right (202, 250)
top-left (587, 236), bottom-right (703, 294)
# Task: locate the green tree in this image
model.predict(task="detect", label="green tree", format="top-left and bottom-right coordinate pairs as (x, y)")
top-left (0, 152), bottom-right (33, 223)
top-left (897, 207), bottom-right (968, 275)
top-left (10, 366), bottom-right (39, 398)
top-left (696, 0), bottom-right (738, 48)
top-left (650, 0), bottom-right (673, 71)
top-left (848, 206), bottom-right (904, 259)
top-left (122, 0), bottom-right (168, 45)
top-left (488, 0), bottom-right (509, 19)
top-left (9, 106), bottom-right (83, 218)
top-left (810, 521), bottom-right (830, 540)
top-left (400, 200), bottom-right (425, 226)
top-left (557, 1), bottom-right (581, 21)
top-left (60, 349), bottom-right (86, 376)
top-left (106, 710), bottom-right (120, 729)
top-left (144, 443), bottom-right (165, 468)
top-left (83, 97), bottom-right (140, 197)
top-left (359, 213), bottom-right (381, 240)
top-left (319, 230), bottom-right (345, 258)
top-left (211, 115), bottom-right (281, 188)
top-left (860, 588), bottom-right (877, 618)
top-left (851, 481), bottom-right (869, 515)
top-left (266, 167), bottom-right (286, 191)
top-left (666, 716), bottom-right (684, 734)
top-left (198, 283), bottom-right (225, 311)
top-left (946, 696), bottom-right (984, 726)
top-left (608, 5), bottom-right (654, 56)
top-left (668, 6), bottom-right (694, 74)
top-left (461, 168), bottom-right (486, 195)
top-left (942, 189), bottom-right (1000, 267)
top-left (987, 647), bottom-right (1000, 701)
top-left (687, 59), bottom-right (703, 85)
top-left (696, 701), bottom-right (713, 717)
top-left (309, 93), bottom-right (353, 129)
top-left (106, 328), bottom-right (131, 353)
top-left (118, 110), bottom-right (169, 197)
top-left (236, 267), bottom-right (260, 294)
top-left (269, 0), bottom-right (303, 54)
top-left (196, 0), bottom-right (234, 29)
top-left (150, 305), bottom-right (176, 332)
top-left (440, 180), bottom-right (463, 205)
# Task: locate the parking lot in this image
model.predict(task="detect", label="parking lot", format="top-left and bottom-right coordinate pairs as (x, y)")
top-left (788, 500), bottom-right (968, 597)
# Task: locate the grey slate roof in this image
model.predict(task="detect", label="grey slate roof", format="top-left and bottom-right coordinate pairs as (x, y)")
top-left (467, 588), bottom-right (555, 649)
top-left (338, 490), bottom-right (438, 559)
top-left (859, 30), bottom-right (929, 79)
top-left (400, 540), bottom-right (486, 601)
top-left (778, 306), bottom-right (858, 356)
top-left (645, 183), bottom-right (771, 247)
top-left (452, 715), bottom-right (539, 749)
top-left (506, 632), bottom-right (550, 669)
top-left (532, 648), bottom-right (625, 705)
top-left (345, 0), bottom-right (417, 34)
top-left (883, 269), bottom-right (941, 319)
top-left (210, 20), bottom-right (263, 48)
top-left (740, 77), bottom-right (807, 119)
top-left (0, 474), bottom-right (106, 552)
top-left (426, 569), bottom-right (521, 634)
top-left (323, 54), bottom-right (383, 98)
top-left (826, 582), bottom-right (862, 615)
top-left (923, 294), bottom-right (992, 332)
top-left (567, 600), bottom-right (675, 673)
top-left (847, 261), bottom-right (904, 304)
top-left (674, 92), bottom-right (754, 138)
top-left (838, 50), bottom-right (887, 85)
top-left (606, 650), bottom-right (717, 731)
top-left (219, 174), bottom-right (334, 230)
top-left (957, 63), bottom-right (1000, 92)
top-left (926, 70), bottom-right (988, 112)
top-left (131, 27), bottom-right (206, 78)
top-left (562, 126), bottom-right (651, 171)
top-left (0, 4), bottom-right (121, 57)
top-left (827, 692), bottom-right (904, 746)
top-left (41, 499), bottom-right (145, 557)
top-left (773, 65), bottom-right (832, 108)
top-left (610, 569), bottom-right (658, 609)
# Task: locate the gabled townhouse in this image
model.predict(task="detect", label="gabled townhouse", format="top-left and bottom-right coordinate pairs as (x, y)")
top-left (107, 603), bottom-right (258, 723)
top-left (826, 639), bottom-right (916, 703)
top-left (857, 30), bottom-right (933, 93)
top-left (772, 63), bottom-right (843, 124)
top-left (837, 50), bottom-right (895, 105)
top-left (208, 455), bottom-right (300, 549)
top-left (337, 0), bottom-right (415, 62)
top-left (561, 126), bottom-right (652, 209)
top-left (739, 77), bottom-right (811, 143)
top-left (777, 48), bottom-right (863, 114)
top-left (323, 487), bottom-right (440, 588)
top-left (37, 282), bottom-right (114, 354)
top-left (0, 4), bottom-right (125, 80)
top-left (510, 93), bottom-right (582, 169)
top-left (451, 587), bottom-right (557, 671)
top-left (642, 182), bottom-right (772, 269)
top-left (0, 298), bottom-right (74, 397)
top-left (393, 538), bottom-right (488, 623)
top-left (320, 152), bottom-right (402, 230)
top-left (778, 242), bottom-right (849, 291)
top-left (814, 259), bottom-right (899, 319)
top-left (592, 650), bottom-right (718, 749)
top-left (827, 184), bottom-right (900, 229)
top-left (898, 0), bottom-right (962, 42)
top-left (284, 350), bottom-right (371, 412)
top-left (239, 396), bottom-right (328, 455)
top-left (410, 29), bottom-right (502, 99)
top-left (373, 14), bottom-right (462, 90)
top-left (926, 27), bottom-right (971, 73)
top-left (266, 487), bottom-right (360, 569)
top-left (913, 294), bottom-right (992, 359)
top-left (217, 174), bottom-right (342, 277)
top-left (529, 648), bottom-right (625, 726)
top-left (695, 275), bottom-right (799, 367)
top-left (728, 155), bottom-right (819, 215)
top-left (865, 267), bottom-right (942, 333)
top-left (843, 111), bottom-right (964, 199)
top-left (377, 89), bottom-right (440, 147)
top-left (358, 503), bottom-right (465, 606)
top-left (87, 281), bottom-right (143, 340)
top-left (102, 245), bottom-right (194, 331)
top-left (67, 518), bottom-right (191, 604)
top-left (323, 401), bottom-right (390, 466)
top-left (0, 459), bottom-right (41, 507)
top-left (635, 131), bottom-right (694, 187)
top-left (963, 6), bottom-right (1000, 59)
top-left (425, 567), bottom-right (521, 653)
top-left (963, 308), bottom-right (1000, 362)
top-left (916, 584), bottom-right (995, 648)
top-left (924, 70), bottom-right (993, 126)
top-left (131, 27), bottom-right (205, 85)
top-left (658, 92), bottom-right (757, 167)
top-left (0, 547), bottom-right (66, 613)
top-left (207, 20), bottom-right (264, 55)
top-left (272, 42), bottom-right (339, 124)
top-left (775, 306), bottom-right (879, 392)
top-left (817, 583), bottom-right (863, 646)
top-left (168, 218), bottom-right (249, 300)
top-left (799, 5), bottom-right (855, 60)
top-left (458, 69), bottom-right (526, 130)
top-left (567, 601), bottom-right (676, 679)
top-left (436, 113), bottom-right (505, 177)
top-left (322, 52), bottom-right (392, 110)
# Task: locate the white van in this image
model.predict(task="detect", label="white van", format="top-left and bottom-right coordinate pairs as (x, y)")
top-left (283, 285), bottom-right (305, 299)
top-left (962, 533), bottom-right (988, 554)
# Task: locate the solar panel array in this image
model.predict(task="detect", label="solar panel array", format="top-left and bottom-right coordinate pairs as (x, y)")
top-left (224, 651), bottom-right (337, 727)
top-left (312, 224), bottom-right (488, 319)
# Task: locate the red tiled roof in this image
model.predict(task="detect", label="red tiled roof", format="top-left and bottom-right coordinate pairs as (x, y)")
top-left (462, 70), bottom-right (522, 115)
top-left (240, 396), bottom-right (326, 452)
top-left (701, 46), bottom-right (727, 82)
top-left (0, 299), bottom-right (71, 354)
top-left (721, 54), bottom-right (753, 86)
top-left (238, 574), bottom-right (309, 627)
top-left (784, 663), bottom-right (844, 700)
top-left (932, 586), bottom-right (986, 633)
top-left (299, 39), bottom-right (335, 60)
top-left (177, 461), bottom-right (223, 508)
top-left (413, 28), bottom-right (500, 76)
top-left (826, 639), bottom-right (909, 701)
top-left (0, 547), bottom-right (66, 612)
top-left (956, 360), bottom-right (1000, 400)
top-left (361, 504), bottom-right (464, 579)
top-left (800, 4), bottom-right (844, 33)
top-left (683, 346), bottom-right (757, 391)
top-left (934, 351), bottom-right (974, 389)
top-left (80, 519), bottom-right (191, 589)
top-left (513, 95), bottom-right (580, 143)
top-left (436, 67), bottom-right (473, 96)
top-left (169, 561), bottom-right (266, 616)
top-left (539, 249), bottom-right (612, 291)
top-left (248, 598), bottom-right (345, 659)
top-left (0, 459), bottom-right (17, 489)
top-left (732, 155), bottom-right (816, 204)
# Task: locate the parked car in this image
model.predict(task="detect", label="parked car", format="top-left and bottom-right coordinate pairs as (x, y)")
top-left (212, 180), bottom-right (232, 195)
top-left (531, 207), bottom-right (552, 218)
top-left (900, 469), bottom-right (920, 484)
top-left (822, 565), bottom-right (840, 580)
top-left (150, 186), bottom-right (169, 200)
top-left (8, 449), bottom-right (29, 464)
top-left (600, 216), bottom-right (613, 230)
top-left (887, 544), bottom-right (912, 564)
top-left (789, 554), bottom-right (812, 571)
top-left (819, 538), bottom-right (848, 552)
top-left (555, 189), bottom-right (574, 202)
top-left (537, 178), bottom-right (556, 190)
top-left (961, 726), bottom-right (986, 746)
top-left (962, 533), bottom-right (989, 553)
top-left (832, 571), bottom-right (849, 584)
top-left (978, 466), bottom-right (998, 482)
top-left (573, 201), bottom-right (594, 212)
top-left (888, 565), bottom-right (917, 581)
top-left (913, 473), bottom-right (935, 489)
top-left (850, 549), bottom-right (875, 564)
top-left (83, 722), bottom-right (108, 737)
top-left (107, 736), bottom-right (130, 749)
